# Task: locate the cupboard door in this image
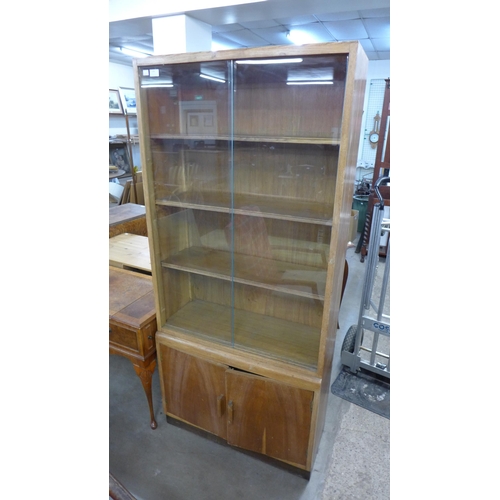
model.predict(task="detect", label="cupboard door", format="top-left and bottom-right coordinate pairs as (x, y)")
top-left (160, 345), bottom-right (228, 439)
top-left (225, 370), bottom-right (314, 468)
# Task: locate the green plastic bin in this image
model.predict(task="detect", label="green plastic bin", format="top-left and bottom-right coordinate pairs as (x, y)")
top-left (352, 195), bottom-right (369, 233)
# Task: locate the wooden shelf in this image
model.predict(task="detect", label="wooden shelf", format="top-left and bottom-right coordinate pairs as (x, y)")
top-left (164, 300), bottom-right (321, 370)
top-left (163, 246), bottom-right (326, 300)
top-left (157, 192), bottom-right (334, 225)
top-left (150, 134), bottom-right (340, 146)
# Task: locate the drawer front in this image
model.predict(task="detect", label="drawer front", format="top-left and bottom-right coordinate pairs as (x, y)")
top-left (141, 320), bottom-right (157, 353)
top-left (109, 322), bottom-right (139, 352)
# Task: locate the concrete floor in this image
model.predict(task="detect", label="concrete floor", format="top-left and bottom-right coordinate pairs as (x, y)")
top-left (109, 243), bottom-right (390, 500)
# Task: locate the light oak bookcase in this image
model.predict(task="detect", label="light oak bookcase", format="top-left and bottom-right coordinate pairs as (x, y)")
top-left (134, 42), bottom-right (367, 473)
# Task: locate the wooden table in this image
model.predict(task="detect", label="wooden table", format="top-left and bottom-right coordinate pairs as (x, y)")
top-left (109, 169), bottom-right (125, 179)
top-left (109, 233), bottom-right (151, 274)
top-left (109, 203), bottom-right (147, 238)
top-left (109, 266), bottom-right (158, 429)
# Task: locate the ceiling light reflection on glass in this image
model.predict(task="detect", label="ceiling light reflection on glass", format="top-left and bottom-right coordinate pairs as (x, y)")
top-left (119, 47), bottom-right (152, 58)
top-left (200, 73), bottom-right (226, 83)
top-left (287, 66), bottom-right (333, 85)
top-left (141, 83), bottom-right (174, 88)
top-left (141, 67), bottom-right (174, 88)
top-left (235, 58), bottom-right (303, 65)
top-left (286, 81), bottom-right (333, 85)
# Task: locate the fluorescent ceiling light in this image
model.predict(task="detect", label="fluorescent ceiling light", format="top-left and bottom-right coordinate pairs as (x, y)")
top-left (119, 47), bottom-right (152, 58)
top-left (235, 58), bottom-right (303, 65)
top-left (286, 30), bottom-right (316, 46)
top-left (212, 40), bottom-right (235, 51)
top-left (200, 73), bottom-right (226, 83)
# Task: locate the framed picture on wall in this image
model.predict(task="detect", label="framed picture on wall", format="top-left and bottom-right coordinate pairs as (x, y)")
top-left (109, 143), bottom-right (131, 174)
top-left (119, 87), bottom-right (137, 115)
top-left (109, 89), bottom-right (123, 114)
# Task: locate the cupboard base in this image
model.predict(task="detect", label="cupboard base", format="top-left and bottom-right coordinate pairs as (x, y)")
top-left (157, 341), bottom-right (319, 472)
top-left (165, 414), bottom-right (312, 479)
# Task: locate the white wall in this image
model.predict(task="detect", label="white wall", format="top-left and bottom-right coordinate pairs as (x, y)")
top-left (358, 60), bottom-right (390, 157)
top-left (366, 60), bottom-right (390, 82)
top-left (355, 59), bottom-right (390, 181)
top-left (109, 61), bottom-right (135, 89)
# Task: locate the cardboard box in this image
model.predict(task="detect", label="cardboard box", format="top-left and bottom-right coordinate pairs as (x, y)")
top-left (349, 209), bottom-right (359, 242)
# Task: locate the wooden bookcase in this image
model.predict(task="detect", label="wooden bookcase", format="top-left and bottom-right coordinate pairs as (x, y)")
top-left (134, 42), bottom-right (367, 473)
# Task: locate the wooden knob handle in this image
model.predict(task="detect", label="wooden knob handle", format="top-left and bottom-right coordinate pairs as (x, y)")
top-left (217, 394), bottom-right (225, 417)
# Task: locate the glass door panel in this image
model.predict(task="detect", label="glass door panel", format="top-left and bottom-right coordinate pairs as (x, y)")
top-left (232, 55), bottom-right (348, 140)
top-left (138, 53), bottom-right (350, 367)
top-left (229, 54), bottom-right (348, 368)
top-left (139, 61), bottom-right (234, 343)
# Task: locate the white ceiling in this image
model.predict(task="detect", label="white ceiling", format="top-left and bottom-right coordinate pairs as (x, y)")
top-left (109, 0), bottom-right (390, 66)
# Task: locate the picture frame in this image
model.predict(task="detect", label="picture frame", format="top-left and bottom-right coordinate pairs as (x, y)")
top-left (109, 143), bottom-right (131, 174)
top-left (119, 87), bottom-right (137, 115)
top-left (109, 89), bottom-right (123, 114)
